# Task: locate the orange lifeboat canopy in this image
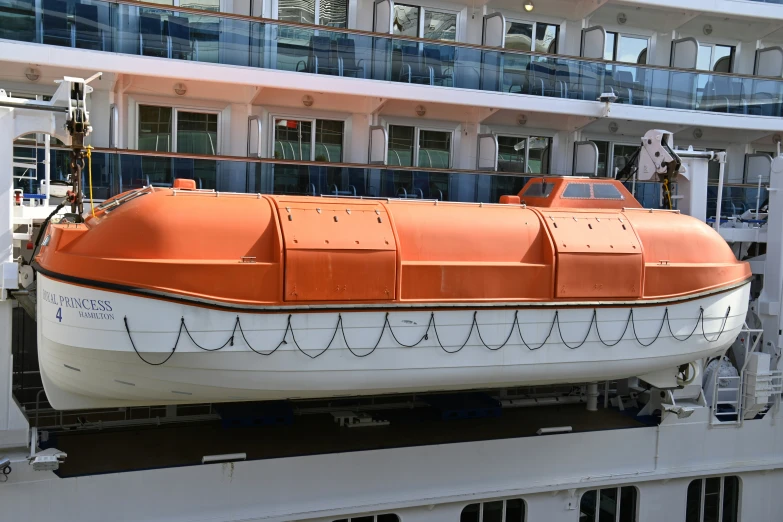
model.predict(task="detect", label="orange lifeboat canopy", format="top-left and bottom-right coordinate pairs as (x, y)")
top-left (512, 177), bottom-right (642, 209)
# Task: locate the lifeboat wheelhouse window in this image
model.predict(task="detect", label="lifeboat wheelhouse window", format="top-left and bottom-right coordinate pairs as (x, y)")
top-left (522, 181), bottom-right (554, 198)
top-left (562, 182), bottom-right (591, 199)
top-left (592, 183), bottom-right (624, 200)
top-left (561, 182), bottom-right (625, 200)
top-left (460, 498), bottom-right (526, 522)
top-left (579, 486), bottom-right (637, 522)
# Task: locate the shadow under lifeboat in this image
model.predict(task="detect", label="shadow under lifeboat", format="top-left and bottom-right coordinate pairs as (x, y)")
top-left (33, 177), bottom-right (751, 409)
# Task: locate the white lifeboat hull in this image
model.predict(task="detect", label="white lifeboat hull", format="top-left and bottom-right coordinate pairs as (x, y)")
top-left (37, 275), bottom-right (750, 409)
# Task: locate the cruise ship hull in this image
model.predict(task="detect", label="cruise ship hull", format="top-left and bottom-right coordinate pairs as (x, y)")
top-left (37, 275), bottom-right (750, 409)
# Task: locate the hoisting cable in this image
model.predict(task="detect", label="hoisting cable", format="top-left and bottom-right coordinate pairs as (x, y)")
top-left (86, 145), bottom-right (95, 218)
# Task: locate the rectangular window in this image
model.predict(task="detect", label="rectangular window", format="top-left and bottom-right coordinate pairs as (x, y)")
top-left (176, 111), bottom-right (218, 155)
top-left (136, 104), bottom-right (219, 189)
top-left (138, 105), bottom-right (219, 155)
top-left (418, 129), bottom-right (451, 169)
top-left (388, 125), bottom-right (415, 167)
top-left (504, 20), bottom-right (558, 53)
top-left (461, 498), bottom-right (526, 522)
top-left (605, 32), bottom-right (648, 64)
top-left (580, 486), bottom-right (637, 522)
top-left (278, 0), bottom-right (347, 28)
top-left (273, 117), bottom-right (344, 162)
top-left (387, 125), bottom-right (452, 168)
top-left (686, 476), bottom-right (740, 522)
top-left (394, 4), bottom-right (457, 41)
top-left (497, 135), bottom-right (551, 174)
top-left (697, 44), bottom-right (735, 72)
top-left (534, 22), bottom-right (559, 54)
top-left (504, 21), bottom-right (532, 51)
top-left (138, 105), bottom-right (173, 152)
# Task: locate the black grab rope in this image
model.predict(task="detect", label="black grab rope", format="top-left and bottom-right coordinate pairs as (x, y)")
top-left (123, 305), bottom-right (732, 366)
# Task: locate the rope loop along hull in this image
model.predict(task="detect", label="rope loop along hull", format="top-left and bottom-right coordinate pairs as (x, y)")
top-left (37, 275), bottom-right (750, 410)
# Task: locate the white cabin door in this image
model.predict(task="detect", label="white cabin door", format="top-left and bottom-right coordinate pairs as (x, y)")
top-left (477, 134), bottom-right (498, 170)
top-left (580, 26), bottom-right (605, 59)
top-left (369, 126), bottom-right (388, 165)
top-left (480, 13), bottom-right (506, 92)
top-left (745, 153), bottom-right (772, 184)
top-left (754, 47), bottom-right (783, 76)
top-left (573, 141), bottom-right (599, 176)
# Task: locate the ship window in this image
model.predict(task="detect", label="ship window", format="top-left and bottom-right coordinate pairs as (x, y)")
top-left (460, 498), bottom-right (526, 522)
top-left (497, 135), bottom-right (552, 174)
top-left (387, 125), bottom-right (453, 169)
top-left (332, 515), bottom-right (399, 522)
top-left (580, 486), bottom-right (637, 522)
top-left (686, 476), bottom-right (740, 522)
top-left (504, 20), bottom-right (559, 53)
top-left (563, 182), bottom-right (591, 199)
top-left (593, 184), bottom-right (624, 200)
top-left (522, 181), bottom-right (554, 198)
top-left (278, 0), bottom-right (347, 28)
top-left (136, 105), bottom-right (220, 189)
top-left (394, 4), bottom-right (457, 42)
top-left (137, 105), bottom-right (220, 155)
top-left (604, 32), bottom-right (648, 64)
top-left (272, 117), bottom-right (344, 162)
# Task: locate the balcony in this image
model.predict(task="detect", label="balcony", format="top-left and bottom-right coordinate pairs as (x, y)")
top-left (1, 0), bottom-right (783, 120)
top-left (13, 145), bottom-right (767, 218)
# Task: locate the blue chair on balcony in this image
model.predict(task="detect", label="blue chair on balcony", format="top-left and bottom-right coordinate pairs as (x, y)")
top-left (528, 60), bottom-right (559, 97)
top-left (400, 45), bottom-right (433, 85)
top-left (576, 62), bottom-right (604, 102)
top-left (140, 12), bottom-right (167, 57)
top-left (168, 16), bottom-right (193, 60)
top-left (612, 70), bottom-right (636, 105)
top-left (296, 35), bottom-right (339, 75)
top-left (41, 0), bottom-right (71, 47)
top-left (73, 3), bottom-right (105, 51)
top-left (423, 47), bottom-right (453, 87)
top-left (336, 38), bottom-right (366, 78)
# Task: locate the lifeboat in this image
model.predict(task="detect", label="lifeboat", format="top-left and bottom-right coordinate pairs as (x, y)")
top-left (34, 177), bottom-right (751, 409)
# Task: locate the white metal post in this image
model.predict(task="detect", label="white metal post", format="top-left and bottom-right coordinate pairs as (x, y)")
top-left (758, 155), bottom-right (783, 368)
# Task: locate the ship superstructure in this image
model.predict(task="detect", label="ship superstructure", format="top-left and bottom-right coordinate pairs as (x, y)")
top-left (2, 0), bottom-right (783, 521)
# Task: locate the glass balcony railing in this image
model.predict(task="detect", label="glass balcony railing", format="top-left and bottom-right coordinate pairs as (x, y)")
top-left (2, 0), bottom-right (783, 118)
top-left (707, 184), bottom-right (768, 220)
top-left (14, 145), bottom-right (747, 217)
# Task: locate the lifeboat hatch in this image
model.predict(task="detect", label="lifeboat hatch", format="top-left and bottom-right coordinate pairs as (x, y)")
top-left (542, 212), bottom-right (644, 299)
top-left (274, 200), bottom-right (397, 302)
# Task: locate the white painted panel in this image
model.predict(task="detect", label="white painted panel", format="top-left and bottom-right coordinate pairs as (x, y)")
top-left (477, 133), bottom-right (498, 170)
top-left (248, 115), bottom-right (262, 157)
top-left (369, 125), bottom-right (388, 164)
top-left (580, 26), bottom-right (605, 60)
top-left (573, 141), bottom-right (599, 176)
top-left (755, 47), bottom-right (783, 77)
top-left (670, 37), bottom-right (699, 69)
top-left (373, 0), bottom-right (393, 34)
top-left (745, 153), bottom-right (772, 184)
top-left (482, 13), bottom-right (505, 48)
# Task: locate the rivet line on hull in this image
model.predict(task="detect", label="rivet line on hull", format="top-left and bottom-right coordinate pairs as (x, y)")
top-left (122, 306), bottom-right (732, 366)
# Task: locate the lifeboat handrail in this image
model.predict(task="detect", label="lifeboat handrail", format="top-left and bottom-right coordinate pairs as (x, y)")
top-left (622, 207), bottom-right (681, 214)
top-left (122, 304), bottom-right (733, 366)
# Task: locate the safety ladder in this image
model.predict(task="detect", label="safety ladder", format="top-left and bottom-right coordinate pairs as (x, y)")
top-left (709, 324), bottom-right (763, 427)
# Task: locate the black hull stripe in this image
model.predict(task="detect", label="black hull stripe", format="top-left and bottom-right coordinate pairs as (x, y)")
top-left (33, 263), bottom-right (751, 315)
